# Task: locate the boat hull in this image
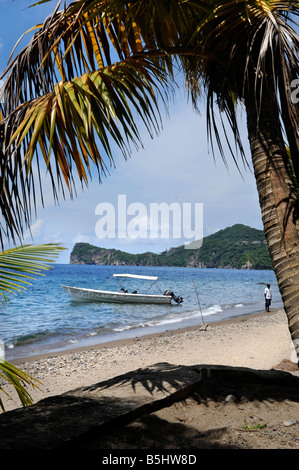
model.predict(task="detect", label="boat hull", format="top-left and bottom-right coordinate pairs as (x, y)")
top-left (62, 285), bottom-right (172, 304)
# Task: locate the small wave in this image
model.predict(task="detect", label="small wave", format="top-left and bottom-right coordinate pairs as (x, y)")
top-left (112, 304), bottom-right (224, 333)
top-left (13, 330), bottom-right (51, 347)
top-left (202, 304), bottom-right (223, 315)
top-left (113, 324), bottom-right (137, 332)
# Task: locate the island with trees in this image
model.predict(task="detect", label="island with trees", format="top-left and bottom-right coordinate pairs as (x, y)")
top-left (70, 224), bottom-right (272, 270)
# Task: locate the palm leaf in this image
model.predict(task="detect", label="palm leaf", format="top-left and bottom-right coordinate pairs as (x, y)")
top-left (0, 0), bottom-right (174, 245)
top-left (0, 242), bottom-right (65, 410)
top-left (0, 243), bottom-right (65, 304)
top-left (0, 360), bottom-right (41, 411)
top-left (0, 60), bottom-right (169, 245)
top-left (179, 1), bottom-right (299, 177)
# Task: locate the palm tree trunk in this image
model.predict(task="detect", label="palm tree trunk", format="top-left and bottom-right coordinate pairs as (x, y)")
top-left (246, 91), bottom-right (299, 364)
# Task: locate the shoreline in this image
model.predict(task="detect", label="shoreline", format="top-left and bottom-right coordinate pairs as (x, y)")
top-left (10, 307), bottom-right (277, 365)
top-left (2, 307), bottom-right (297, 412)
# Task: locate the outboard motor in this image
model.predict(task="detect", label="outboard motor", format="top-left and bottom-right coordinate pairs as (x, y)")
top-left (172, 294), bottom-right (183, 304)
top-left (164, 289), bottom-right (183, 304)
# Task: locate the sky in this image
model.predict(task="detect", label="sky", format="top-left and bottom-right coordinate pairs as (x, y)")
top-left (0, 0), bottom-right (264, 263)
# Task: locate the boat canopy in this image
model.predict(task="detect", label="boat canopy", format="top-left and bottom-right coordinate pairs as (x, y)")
top-left (113, 274), bottom-right (158, 281)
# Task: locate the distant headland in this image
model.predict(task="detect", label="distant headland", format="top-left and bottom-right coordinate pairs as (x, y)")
top-left (69, 224), bottom-right (272, 270)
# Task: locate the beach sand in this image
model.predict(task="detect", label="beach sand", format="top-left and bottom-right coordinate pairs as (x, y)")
top-left (2, 308), bottom-right (299, 449)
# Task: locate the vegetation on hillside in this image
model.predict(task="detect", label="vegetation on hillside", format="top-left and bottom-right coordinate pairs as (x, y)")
top-left (70, 224), bottom-right (272, 269)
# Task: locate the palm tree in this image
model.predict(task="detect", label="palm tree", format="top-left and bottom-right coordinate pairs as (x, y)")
top-left (1, 0), bottom-right (299, 362)
top-left (180, 1), bottom-right (299, 359)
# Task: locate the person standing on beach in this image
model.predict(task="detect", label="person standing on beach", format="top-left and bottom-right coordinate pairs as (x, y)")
top-left (264, 284), bottom-right (272, 312)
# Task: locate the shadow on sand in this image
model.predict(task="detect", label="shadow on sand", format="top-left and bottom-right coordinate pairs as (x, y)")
top-left (1, 362), bottom-right (299, 449)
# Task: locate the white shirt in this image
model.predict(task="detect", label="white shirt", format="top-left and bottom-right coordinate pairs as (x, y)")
top-left (264, 287), bottom-right (272, 299)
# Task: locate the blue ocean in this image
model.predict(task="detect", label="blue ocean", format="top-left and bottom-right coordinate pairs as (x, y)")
top-left (1, 264), bottom-right (282, 360)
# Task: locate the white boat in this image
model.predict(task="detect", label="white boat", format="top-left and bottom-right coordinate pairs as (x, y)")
top-left (62, 273), bottom-right (183, 305)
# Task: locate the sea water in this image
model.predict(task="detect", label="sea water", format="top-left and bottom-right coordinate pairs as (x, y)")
top-left (0, 264), bottom-right (282, 360)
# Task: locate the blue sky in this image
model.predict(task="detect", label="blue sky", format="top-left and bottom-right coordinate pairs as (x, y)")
top-left (0, 0), bottom-right (263, 263)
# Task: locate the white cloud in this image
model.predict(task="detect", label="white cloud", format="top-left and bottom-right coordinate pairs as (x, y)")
top-left (23, 219), bottom-right (45, 242)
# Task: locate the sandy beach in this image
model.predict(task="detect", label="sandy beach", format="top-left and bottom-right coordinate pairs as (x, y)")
top-left (2, 307), bottom-right (299, 449)
top-left (2, 308), bottom-right (297, 413)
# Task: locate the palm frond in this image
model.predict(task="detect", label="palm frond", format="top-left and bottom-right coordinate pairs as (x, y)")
top-left (0, 360), bottom-right (41, 411)
top-left (1, 0), bottom-right (185, 244)
top-left (1, 59), bottom-right (169, 245)
top-left (181, 1), bottom-right (299, 177)
top-left (0, 242), bottom-right (65, 410)
top-left (2, 0), bottom-right (173, 113)
top-left (0, 243), bottom-right (65, 304)
top-left (2, 0), bottom-right (207, 113)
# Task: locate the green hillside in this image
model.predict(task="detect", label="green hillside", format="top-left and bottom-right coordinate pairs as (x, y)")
top-left (70, 224), bottom-right (272, 269)
top-left (186, 224), bottom-right (271, 269)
